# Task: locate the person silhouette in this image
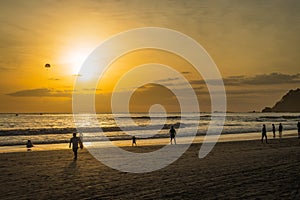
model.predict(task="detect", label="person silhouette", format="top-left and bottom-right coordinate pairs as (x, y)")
top-left (69, 133), bottom-right (83, 160)
top-left (297, 122), bottom-right (300, 139)
top-left (279, 123), bottom-right (283, 138)
top-left (272, 124), bottom-right (276, 138)
top-left (261, 124), bottom-right (268, 143)
top-left (26, 140), bottom-right (34, 151)
top-left (169, 126), bottom-right (176, 145)
top-left (132, 136), bottom-right (137, 146)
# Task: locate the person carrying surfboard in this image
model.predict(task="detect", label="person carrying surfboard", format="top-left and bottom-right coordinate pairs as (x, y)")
top-left (69, 132), bottom-right (83, 160)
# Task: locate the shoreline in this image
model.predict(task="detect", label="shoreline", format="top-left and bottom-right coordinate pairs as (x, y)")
top-left (0, 129), bottom-right (298, 153)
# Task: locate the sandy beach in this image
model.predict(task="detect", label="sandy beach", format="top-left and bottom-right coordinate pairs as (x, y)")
top-left (0, 136), bottom-right (299, 200)
top-left (2, 0), bottom-right (300, 199)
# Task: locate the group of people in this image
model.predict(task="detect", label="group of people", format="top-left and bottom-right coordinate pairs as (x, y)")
top-left (262, 121), bottom-right (300, 143)
top-left (25, 133), bottom-right (84, 160)
top-left (68, 126), bottom-right (176, 160)
top-left (131, 125), bottom-right (177, 146)
top-left (26, 121), bottom-right (300, 159)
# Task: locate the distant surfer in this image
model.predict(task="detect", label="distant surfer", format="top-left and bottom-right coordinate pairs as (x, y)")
top-left (69, 133), bottom-right (83, 160)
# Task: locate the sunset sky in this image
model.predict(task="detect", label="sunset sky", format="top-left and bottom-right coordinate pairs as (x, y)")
top-left (0, 0), bottom-right (299, 113)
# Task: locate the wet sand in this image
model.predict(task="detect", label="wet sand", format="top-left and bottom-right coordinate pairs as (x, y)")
top-left (0, 137), bottom-right (299, 199)
top-left (0, 129), bottom-right (297, 153)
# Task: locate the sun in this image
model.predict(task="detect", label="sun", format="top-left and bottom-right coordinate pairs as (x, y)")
top-left (60, 44), bottom-right (94, 75)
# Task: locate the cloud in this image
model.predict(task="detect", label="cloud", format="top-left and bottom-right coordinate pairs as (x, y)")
top-left (157, 77), bottom-right (182, 86)
top-left (225, 88), bottom-right (288, 95)
top-left (190, 79), bottom-right (224, 86)
top-left (48, 78), bottom-right (60, 81)
top-left (157, 77), bottom-right (180, 83)
top-left (225, 73), bottom-right (300, 85)
top-left (181, 71), bottom-right (190, 74)
top-left (190, 73), bottom-right (300, 86)
top-left (82, 88), bottom-right (102, 91)
top-left (132, 83), bottom-right (205, 98)
top-left (0, 66), bottom-right (14, 71)
top-left (7, 88), bottom-right (71, 97)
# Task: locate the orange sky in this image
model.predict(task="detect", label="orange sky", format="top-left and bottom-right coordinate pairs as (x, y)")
top-left (0, 0), bottom-right (299, 113)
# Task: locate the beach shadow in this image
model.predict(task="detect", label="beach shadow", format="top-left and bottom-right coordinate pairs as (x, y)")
top-left (62, 160), bottom-right (78, 177)
top-left (68, 160), bottom-right (77, 170)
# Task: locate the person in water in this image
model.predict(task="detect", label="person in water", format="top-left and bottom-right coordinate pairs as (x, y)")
top-left (169, 126), bottom-right (177, 145)
top-left (69, 133), bottom-right (83, 160)
top-left (261, 124), bottom-right (268, 144)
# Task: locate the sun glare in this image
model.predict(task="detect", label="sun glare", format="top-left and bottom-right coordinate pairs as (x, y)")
top-left (60, 45), bottom-right (94, 75)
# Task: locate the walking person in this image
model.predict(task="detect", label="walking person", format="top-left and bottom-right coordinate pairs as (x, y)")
top-left (132, 136), bottom-right (137, 146)
top-left (279, 123), bottom-right (283, 138)
top-left (169, 126), bottom-right (177, 145)
top-left (261, 124), bottom-right (268, 144)
top-left (69, 133), bottom-right (83, 160)
top-left (272, 124), bottom-right (276, 138)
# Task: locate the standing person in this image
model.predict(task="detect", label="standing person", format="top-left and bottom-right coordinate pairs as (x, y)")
top-left (279, 123), bottom-right (283, 138)
top-left (261, 124), bottom-right (268, 143)
top-left (26, 140), bottom-right (34, 151)
top-left (132, 136), bottom-right (137, 146)
top-left (69, 133), bottom-right (83, 160)
top-left (272, 124), bottom-right (276, 138)
top-left (297, 121), bottom-right (300, 139)
top-left (169, 126), bottom-right (176, 145)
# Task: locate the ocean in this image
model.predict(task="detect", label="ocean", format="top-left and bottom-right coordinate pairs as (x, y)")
top-left (0, 112), bottom-right (299, 146)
